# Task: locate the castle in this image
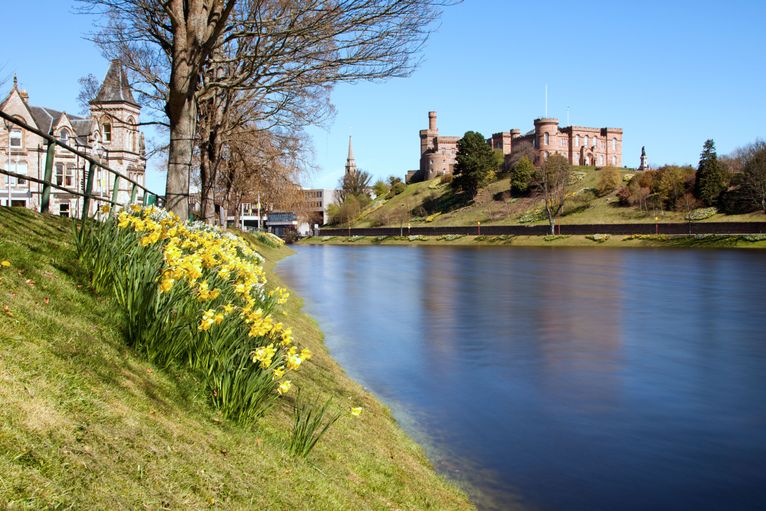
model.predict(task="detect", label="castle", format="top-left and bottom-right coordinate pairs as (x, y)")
top-left (0, 60), bottom-right (146, 215)
top-left (410, 111), bottom-right (623, 182)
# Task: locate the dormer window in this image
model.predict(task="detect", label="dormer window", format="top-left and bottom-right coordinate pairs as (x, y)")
top-left (10, 129), bottom-right (22, 148)
top-left (59, 129), bottom-right (69, 145)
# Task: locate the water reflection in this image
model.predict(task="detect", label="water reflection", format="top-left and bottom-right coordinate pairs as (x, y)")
top-left (278, 246), bottom-right (766, 511)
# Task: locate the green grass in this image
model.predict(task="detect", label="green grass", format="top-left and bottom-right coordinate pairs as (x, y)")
top-left (0, 207), bottom-right (473, 510)
top-left (350, 168), bottom-right (765, 228)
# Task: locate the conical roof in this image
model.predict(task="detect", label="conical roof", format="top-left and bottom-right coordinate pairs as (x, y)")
top-left (92, 59), bottom-right (138, 106)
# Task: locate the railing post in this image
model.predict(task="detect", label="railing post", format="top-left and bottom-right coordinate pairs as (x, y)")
top-left (40, 140), bottom-right (56, 214)
top-left (130, 183), bottom-right (138, 204)
top-left (81, 161), bottom-right (95, 219)
top-left (143, 192), bottom-right (150, 206)
top-left (110, 173), bottom-right (120, 217)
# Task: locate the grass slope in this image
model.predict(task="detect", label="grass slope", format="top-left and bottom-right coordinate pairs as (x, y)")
top-left (351, 168), bottom-right (765, 228)
top-left (0, 207), bottom-right (473, 510)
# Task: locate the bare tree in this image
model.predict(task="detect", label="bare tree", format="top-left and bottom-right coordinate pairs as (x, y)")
top-left (535, 153), bottom-right (570, 234)
top-left (77, 74), bottom-right (102, 115)
top-left (220, 127), bottom-right (309, 228)
top-left (78, 0), bottom-right (455, 220)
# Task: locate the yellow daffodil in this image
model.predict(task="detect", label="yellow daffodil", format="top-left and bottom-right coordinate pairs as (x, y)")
top-left (272, 366), bottom-right (286, 380)
top-left (198, 309), bottom-right (216, 331)
top-left (277, 380), bottom-right (292, 395)
top-left (1, 260), bottom-right (11, 268)
top-left (159, 277), bottom-right (175, 293)
top-left (351, 407), bottom-right (363, 417)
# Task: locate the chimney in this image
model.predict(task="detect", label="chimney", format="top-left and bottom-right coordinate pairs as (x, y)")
top-left (428, 111), bottom-right (437, 131)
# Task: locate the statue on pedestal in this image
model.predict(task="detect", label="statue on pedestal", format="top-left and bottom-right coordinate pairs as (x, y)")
top-left (638, 146), bottom-right (648, 171)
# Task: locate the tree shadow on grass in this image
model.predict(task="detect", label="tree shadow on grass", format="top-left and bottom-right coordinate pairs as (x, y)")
top-left (420, 190), bottom-right (473, 216)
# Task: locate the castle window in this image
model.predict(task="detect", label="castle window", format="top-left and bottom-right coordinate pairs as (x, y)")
top-left (612, 137), bottom-right (617, 151)
top-left (598, 155), bottom-right (604, 166)
top-left (560, 138), bottom-right (565, 147)
top-left (575, 135), bottom-right (580, 146)
top-left (594, 138), bottom-right (599, 150)
top-left (10, 128), bottom-right (22, 148)
top-left (544, 132), bottom-right (549, 145)
top-left (612, 155), bottom-right (617, 166)
top-left (584, 135), bottom-right (589, 147)
top-left (544, 151), bottom-right (550, 160)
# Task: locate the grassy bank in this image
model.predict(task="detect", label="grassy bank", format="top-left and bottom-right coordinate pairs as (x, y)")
top-left (300, 233), bottom-right (766, 249)
top-left (344, 168), bottom-right (765, 229)
top-left (0, 207), bottom-right (473, 510)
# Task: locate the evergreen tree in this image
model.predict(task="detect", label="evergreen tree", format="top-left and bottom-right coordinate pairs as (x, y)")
top-left (509, 156), bottom-right (535, 196)
top-left (451, 131), bottom-right (496, 198)
top-left (695, 139), bottom-right (729, 206)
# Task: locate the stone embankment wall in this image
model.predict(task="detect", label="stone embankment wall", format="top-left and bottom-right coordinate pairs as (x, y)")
top-left (319, 222), bottom-right (766, 237)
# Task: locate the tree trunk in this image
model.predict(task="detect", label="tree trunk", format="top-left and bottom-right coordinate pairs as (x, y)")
top-left (199, 139), bottom-right (217, 225)
top-left (165, 89), bottom-right (196, 221)
top-left (545, 206), bottom-right (555, 234)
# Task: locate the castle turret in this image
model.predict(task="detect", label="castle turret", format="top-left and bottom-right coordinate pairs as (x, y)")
top-left (534, 118), bottom-right (559, 163)
top-left (420, 111), bottom-right (439, 156)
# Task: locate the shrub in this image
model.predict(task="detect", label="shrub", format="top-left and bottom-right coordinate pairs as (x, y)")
top-left (596, 167), bottom-right (621, 196)
top-left (510, 156), bottom-right (535, 196)
top-left (439, 173), bottom-right (453, 185)
top-left (518, 209), bottom-right (545, 223)
top-left (586, 233), bottom-right (610, 243)
top-left (372, 179), bottom-right (390, 198)
top-left (685, 207), bottom-right (717, 221)
top-left (387, 181), bottom-right (406, 198)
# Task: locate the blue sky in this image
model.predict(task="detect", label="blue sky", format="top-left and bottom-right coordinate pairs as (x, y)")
top-left (2, 0), bottom-right (764, 192)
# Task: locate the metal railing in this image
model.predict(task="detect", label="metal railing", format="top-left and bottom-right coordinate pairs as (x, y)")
top-left (0, 110), bottom-right (162, 219)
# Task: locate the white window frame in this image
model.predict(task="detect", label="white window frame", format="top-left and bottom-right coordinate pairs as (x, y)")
top-left (10, 128), bottom-right (22, 148)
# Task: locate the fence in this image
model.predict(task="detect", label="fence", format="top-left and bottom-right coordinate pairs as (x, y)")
top-left (0, 110), bottom-right (161, 219)
top-left (319, 222), bottom-right (766, 237)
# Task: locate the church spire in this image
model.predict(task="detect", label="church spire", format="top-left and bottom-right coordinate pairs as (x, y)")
top-left (345, 135), bottom-right (357, 175)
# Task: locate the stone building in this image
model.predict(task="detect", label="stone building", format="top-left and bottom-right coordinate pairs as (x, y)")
top-left (0, 60), bottom-right (146, 215)
top-left (412, 111), bottom-right (623, 182)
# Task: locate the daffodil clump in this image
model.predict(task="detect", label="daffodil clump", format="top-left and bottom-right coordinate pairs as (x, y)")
top-left (75, 205), bottom-right (310, 424)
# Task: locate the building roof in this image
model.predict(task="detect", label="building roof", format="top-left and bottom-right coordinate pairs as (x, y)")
top-left (92, 59), bottom-right (138, 107)
top-left (27, 106), bottom-right (87, 136)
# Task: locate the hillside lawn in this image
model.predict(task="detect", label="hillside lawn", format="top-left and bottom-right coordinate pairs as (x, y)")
top-left (350, 167), bottom-right (765, 229)
top-left (0, 207), bottom-right (473, 510)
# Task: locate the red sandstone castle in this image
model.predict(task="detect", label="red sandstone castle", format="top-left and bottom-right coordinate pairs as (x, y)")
top-left (410, 111), bottom-right (623, 182)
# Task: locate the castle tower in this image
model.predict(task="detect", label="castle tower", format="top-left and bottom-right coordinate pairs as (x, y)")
top-left (534, 118), bottom-right (559, 164)
top-left (345, 135), bottom-right (357, 175)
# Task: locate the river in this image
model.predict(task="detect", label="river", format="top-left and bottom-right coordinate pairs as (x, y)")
top-left (277, 245), bottom-right (766, 511)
